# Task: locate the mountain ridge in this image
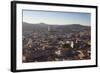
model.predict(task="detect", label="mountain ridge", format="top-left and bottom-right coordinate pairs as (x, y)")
top-left (22, 22), bottom-right (90, 33)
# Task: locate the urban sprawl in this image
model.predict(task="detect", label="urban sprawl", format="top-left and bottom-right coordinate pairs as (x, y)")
top-left (22, 23), bottom-right (91, 63)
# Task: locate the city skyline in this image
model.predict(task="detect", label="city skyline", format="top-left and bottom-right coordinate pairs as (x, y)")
top-left (23, 10), bottom-right (91, 26)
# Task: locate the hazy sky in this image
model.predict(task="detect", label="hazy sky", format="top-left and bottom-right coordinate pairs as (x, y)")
top-left (23, 10), bottom-right (91, 26)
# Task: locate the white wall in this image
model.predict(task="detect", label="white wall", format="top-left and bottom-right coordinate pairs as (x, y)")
top-left (0, 0), bottom-right (99, 73)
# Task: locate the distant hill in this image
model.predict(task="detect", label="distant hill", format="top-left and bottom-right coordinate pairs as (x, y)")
top-left (22, 22), bottom-right (90, 33)
top-left (23, 22), bottom-right (48, 32)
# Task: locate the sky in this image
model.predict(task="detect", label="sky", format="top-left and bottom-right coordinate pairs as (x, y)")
top-left (23, 10), bottom-right (91, 26)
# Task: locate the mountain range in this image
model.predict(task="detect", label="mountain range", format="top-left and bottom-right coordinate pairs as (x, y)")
top-left (22, 22), bottom-right (90, 33)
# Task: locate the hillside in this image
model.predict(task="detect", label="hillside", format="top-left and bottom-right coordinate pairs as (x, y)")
top-left (22, 22), bottom-right (90, 33)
